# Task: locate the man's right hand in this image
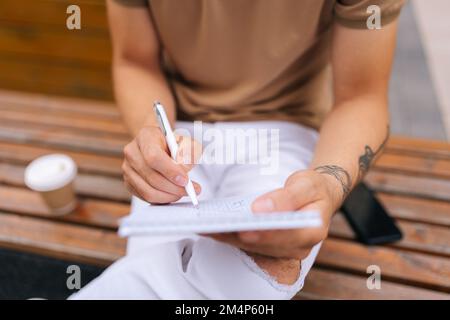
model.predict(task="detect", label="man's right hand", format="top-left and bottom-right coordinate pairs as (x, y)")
top-left (122, 126), bottom-right (201, 204)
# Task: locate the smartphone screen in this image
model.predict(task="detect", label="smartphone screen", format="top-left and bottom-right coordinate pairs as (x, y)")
top-left (341, 183), bottom-right (403, 245)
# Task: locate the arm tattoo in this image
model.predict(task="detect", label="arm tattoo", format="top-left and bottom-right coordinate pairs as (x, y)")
top-left (357, 126), bottom-right (390, 181)
top-left (314, 165), bottom-right (352, 199)
top-left (314, 126), bottom-right (389, 199)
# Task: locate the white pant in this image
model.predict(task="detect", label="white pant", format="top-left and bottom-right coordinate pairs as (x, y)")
top-left (71, 121), bottom-right (321, 300)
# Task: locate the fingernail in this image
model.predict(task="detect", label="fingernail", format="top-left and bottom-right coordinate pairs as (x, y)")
top-left (240, 232), bottom-right (260, 243)
top-left (252, 198), bottom-right (275, 212)
top-left (174, 175), bottom-right (187, 186)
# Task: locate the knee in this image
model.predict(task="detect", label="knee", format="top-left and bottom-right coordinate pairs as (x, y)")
top-left (247, 252), bottom-right (300, 285)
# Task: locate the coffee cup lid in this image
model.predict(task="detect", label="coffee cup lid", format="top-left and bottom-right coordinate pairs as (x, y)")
top-left (24, 154), bottom-right (77, 192)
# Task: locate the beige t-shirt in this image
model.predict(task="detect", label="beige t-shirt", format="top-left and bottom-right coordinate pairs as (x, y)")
top-left (115, 0), bottom-right (404, 129)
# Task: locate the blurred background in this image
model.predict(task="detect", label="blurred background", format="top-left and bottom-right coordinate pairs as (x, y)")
top-left (0, 0), bottom-right (448, 140)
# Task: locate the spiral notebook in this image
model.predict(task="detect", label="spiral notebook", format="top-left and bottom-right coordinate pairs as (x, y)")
top-left (119, 195), bottom-right (322, 236)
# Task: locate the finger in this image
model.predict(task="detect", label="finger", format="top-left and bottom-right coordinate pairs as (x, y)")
top-left (124, 177), bottom-right (145, 201)
top-left (251, 182), bottom-right (316, 214)
top-left (206, 232), bottom-right (280, 256)
top-left (127, 149), bottom-right (202, 197)
top-left (238, 227), bottom-right (324, 249)
top-left (243, 197), bottom-right (327, 246)
top-left (125, 142), bottom-right (193, 197)
top-left (135, 133), bottom-right (189, 187)
top-left (237, 229), bottom-right (298, 247)
top-left (129, 156), bottom-right (188, 197)
top-left (123, 162), bottom-right (181, 204)
top-left (209, 233), bottom-right (310, 259)
top-left (147, 169), bottom-right (188, 196)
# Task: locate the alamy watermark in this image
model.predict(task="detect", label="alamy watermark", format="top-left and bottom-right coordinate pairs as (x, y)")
top-left (366, 265), bottom-right (381, 290)
top-left (65, 4), bottom-right (382, 31)
top-left (366, 5), bottom-right (382, 30)
top-left (66, 265), bottom-right (81, 290)
top-left (66, 5), bottom-right (81, 30)
top-left (174, 121), bottom-right (280, 175)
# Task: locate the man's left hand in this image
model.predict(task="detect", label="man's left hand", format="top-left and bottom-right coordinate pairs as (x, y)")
top-left (208, 169), bottom-right (343, 260)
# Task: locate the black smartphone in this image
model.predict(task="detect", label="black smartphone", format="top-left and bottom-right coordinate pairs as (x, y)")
top-left (340, 183), bottom-right (403, 245)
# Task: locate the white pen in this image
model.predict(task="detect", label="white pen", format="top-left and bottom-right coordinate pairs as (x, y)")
top-left (153, 101), bottom-right (199, 207)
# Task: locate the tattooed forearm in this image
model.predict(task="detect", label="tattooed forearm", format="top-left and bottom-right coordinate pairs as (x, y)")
top-left (313, 126), bottom-right (389, 200)
top-left (357, 126), bottom-right (390, 181)
top-left (314, 165), bottom-right (352, 199)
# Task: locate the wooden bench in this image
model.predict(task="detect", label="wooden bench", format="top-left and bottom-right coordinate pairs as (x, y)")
top-left (0, 89), bottom-right (449, 299)
top-left (0, 0), bottom-right (112, 100)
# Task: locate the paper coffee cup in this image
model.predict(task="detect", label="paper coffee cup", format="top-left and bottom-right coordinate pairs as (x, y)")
top-left (24, 154), bottom-right (78, 216)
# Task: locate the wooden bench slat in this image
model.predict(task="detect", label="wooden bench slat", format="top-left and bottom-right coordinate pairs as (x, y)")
top-left (76, 174), bottom-right (130, 202)
top-left (0, 54), bottom-right (113, 101)
top-left (387, 136), bottom-right (450, 159)
top-left (0, 89), bottom-right (117, 118)
top-left (297, 268), bottom-right (450, 300)
top-left (367, 171), bottom-right (450, 202)
top-left (0, 141), bottom-right (122, 176)
top-left (0, 162), bottom-right (130, 202)
top-left (0, 108), bottom-right (127, 136)
top-left (374, 153), bottom-right (450, 179)
top-left (0, 122), bottom-right (125, 156)
top-left (378, 193), bottom-right (450, 227)
top-left (317, 238), bottom-right (450, 292)
top-left (0, 0), bottom-right (107, 30)
top-left (329, 213), bottom-right (450, 257)
top-left (0, 185), bottom-right (127, 229)
top-left (0, 212), bottom-right (126, 266)
top-left (0, 23), bottom-right (111, 65)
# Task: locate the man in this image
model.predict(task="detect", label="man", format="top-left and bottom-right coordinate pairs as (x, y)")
top-left (72, 0), bottom-right (404, 299)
